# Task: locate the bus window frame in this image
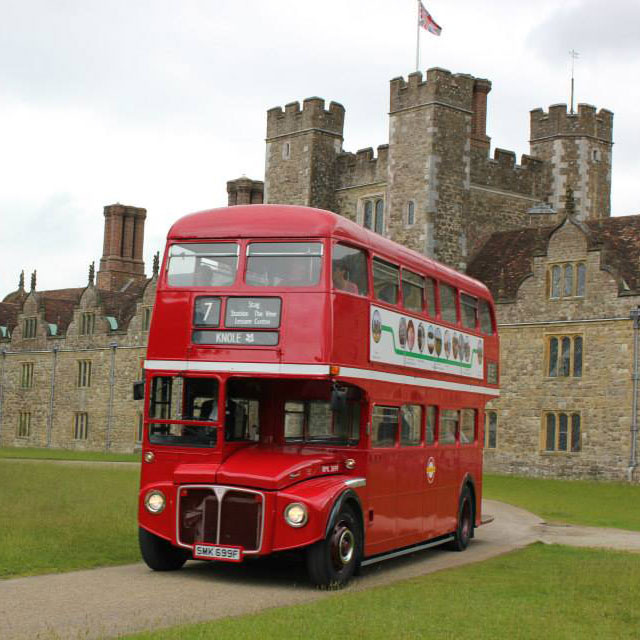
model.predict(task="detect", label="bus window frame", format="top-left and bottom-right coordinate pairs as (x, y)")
top-left (244, 240), bottom-right (325, 289)
top-left (331, 241), bottom-right (370, 297)
top-left (145, 372), bottom-right (224, 427)
top-left (165, 242), bottom-right (241, 289)
top-left (372, 257), bottom-right (401, 306)
top-left (401, 269), bottom-right (426, 314)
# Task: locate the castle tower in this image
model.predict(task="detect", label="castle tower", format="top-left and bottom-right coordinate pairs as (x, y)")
top-left (96, 204), bottom-right (147, 291)
top-left (530, 104), bottom-right (613, 220)
top-left (264, 98), bottom-right (345, 211)
top-left (387, 69), bottom-right (484, 269)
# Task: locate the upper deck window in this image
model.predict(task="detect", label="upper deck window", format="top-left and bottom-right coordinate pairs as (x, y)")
top-left (332, 244), bottom-right (368, 295)
top-left (373, 259), bottom-right (399, 304)
top-left (460, 294), bottom-right (478, 330)
top-left (425, 277), bottom-right (437, 316)
top-left (246, 242), bottom-right (322, 287)
top-left (440, 283), bottom-right (458, 325)
top-left (167, 243), bottom-right (238, 287)
top-left (402, 270), bottom-right (424, 313)
top-left (479, 300), bottom-right (494, 335)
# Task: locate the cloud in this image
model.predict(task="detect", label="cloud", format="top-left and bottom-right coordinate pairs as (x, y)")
top-left (526, 0), bottom-right (640, 62)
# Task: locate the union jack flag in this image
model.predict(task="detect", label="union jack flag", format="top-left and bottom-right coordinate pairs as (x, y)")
top-left (419, 1), bottom-right (442, 36)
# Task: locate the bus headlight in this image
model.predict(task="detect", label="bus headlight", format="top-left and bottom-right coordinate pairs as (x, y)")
top-left (284, 502), bottom-right (308, 528)
top-left (144, 490), bottom-right (166, 514)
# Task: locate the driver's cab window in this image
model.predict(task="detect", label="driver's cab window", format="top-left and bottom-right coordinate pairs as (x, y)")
top-left (149, 376), bottom-right (219, 421)
top-left (148, 376), bottom-right (219, 448)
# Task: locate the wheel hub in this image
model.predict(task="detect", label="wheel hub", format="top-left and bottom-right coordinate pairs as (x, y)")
top-left (330, 524), bottom-right (355, 569)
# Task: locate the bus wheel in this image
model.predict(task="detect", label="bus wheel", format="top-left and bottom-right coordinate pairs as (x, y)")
top-left (139, 527), bottom-right (189, 571)
top-left (448, 487), bottom-right (473, 552)
top-left (306, 505), bottom-right (361, 589)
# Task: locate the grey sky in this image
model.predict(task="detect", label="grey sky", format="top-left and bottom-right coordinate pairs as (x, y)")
top-left (1, 0), bottom-right (638, 297)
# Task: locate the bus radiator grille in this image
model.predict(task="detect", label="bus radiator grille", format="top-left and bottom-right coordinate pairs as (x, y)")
top-left (178, 486), bottom-right (263, 552)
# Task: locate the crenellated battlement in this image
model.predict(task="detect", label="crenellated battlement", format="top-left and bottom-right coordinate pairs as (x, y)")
top-left (471, 148), bottom-right (545, 196)
top-left (530, 103), bottom-right (613, 142)
top-left (266, 97), bottom-right (345, 139)
top-left (390, 68), bottom-right (476, 113)
top-left (335, 145), bottom-right (389, 189)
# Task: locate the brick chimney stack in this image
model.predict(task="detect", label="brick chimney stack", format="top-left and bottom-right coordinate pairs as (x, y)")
top-left (470, 78), bottom-right (491, 153)
top-left (96, 204), bottom-right (147, 291)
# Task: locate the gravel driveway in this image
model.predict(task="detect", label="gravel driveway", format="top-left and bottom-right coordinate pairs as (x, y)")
top-left (1, 499), bottom-right (638, 640)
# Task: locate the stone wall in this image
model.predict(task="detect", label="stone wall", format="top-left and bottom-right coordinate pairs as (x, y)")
top-left (0, 280), bottom-right (156, 452)
top-left (484, 219), bottom-right (638, 481)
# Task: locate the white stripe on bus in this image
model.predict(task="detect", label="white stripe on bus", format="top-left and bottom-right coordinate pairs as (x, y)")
top-left (144, 360), bottom-right (500, 397)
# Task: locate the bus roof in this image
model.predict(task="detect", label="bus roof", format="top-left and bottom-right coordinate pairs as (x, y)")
top-left (168, 205), bottom-right (491, 298)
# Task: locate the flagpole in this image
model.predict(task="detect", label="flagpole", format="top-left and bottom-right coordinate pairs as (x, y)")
top-left (415, 0), bottom-right (420, 71)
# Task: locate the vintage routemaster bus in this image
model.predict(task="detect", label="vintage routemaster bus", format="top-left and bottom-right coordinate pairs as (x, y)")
top-left (138, 204), bottom-right (499, 587)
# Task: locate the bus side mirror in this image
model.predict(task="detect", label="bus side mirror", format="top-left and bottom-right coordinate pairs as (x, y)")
top-left (331, 385), bottom-right (348, 412)
top-left (133, 381), bottom-right (145, 400)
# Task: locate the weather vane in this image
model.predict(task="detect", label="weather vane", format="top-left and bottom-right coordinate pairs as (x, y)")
top-left (569, 49), bottom-right (579, 114)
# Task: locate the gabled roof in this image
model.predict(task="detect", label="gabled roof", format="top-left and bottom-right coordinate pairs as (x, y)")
top-left (468, 215), bottom-right (640, 301)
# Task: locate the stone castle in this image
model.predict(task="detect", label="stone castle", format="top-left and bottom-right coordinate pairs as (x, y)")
top-left (3, 67), bottom-right (639, 482)
top-left (229, 68), bottom-right (613, 270)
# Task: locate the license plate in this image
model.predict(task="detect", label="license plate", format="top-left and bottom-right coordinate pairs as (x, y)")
top-left (193, 543), bottom-right (243, 563)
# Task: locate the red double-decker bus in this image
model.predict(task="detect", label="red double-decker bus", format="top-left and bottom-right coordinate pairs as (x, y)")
top-left (138, 204), bottom-right (499, 587)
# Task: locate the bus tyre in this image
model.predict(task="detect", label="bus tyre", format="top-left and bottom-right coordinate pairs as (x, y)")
top-left (448, 487), bottom-right (473, 552)
top-left (139, 527), bottom-right (189, 571)
top-left (306, 505), bottom-right (361, 589)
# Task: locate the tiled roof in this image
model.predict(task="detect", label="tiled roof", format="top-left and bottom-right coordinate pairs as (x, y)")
top-left (0, 279), bottom-right (153, 335)
top-left (468, 215), bottom-right (640, 301)
top-left (0, 302), bottom-right (19, 331)
top-left (467, 225), bottom-right (554, 301)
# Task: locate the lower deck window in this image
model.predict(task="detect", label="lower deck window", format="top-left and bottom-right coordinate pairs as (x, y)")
top-left (439, 409), bottom-right (458, 445)
top-left (284, 397), bottom-right (360, 445)
top-left (401, 405), bottom-right (422, 446)
top-left (460, 409), bottom-right (476, 444)
top-left (372, 406), bottom-right (398, 447)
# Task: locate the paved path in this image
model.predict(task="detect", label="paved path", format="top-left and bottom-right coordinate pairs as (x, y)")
top-left (1, 500), bottom-right (638, 640)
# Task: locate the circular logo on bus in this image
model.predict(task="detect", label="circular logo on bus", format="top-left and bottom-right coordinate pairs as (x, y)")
top-left (417, 323), bottom-right (425, 353)
top-left (407, 320), bottom-right (415, 351)
top-left (398, 317), bottom-right (407, 348)
top-left (426, 456), bottom-right (436, 483)
top-left (371, 310), bottom-right (382, 343)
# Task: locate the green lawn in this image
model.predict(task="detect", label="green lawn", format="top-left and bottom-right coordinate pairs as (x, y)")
top-left (127, 544), bottom-right (640, 640)
top-left (484, 473), bottom-right (640, 531)
top-left (0, 446), bottom-right (140, 463)
top-left (0, 460), bottom-right (140, 578)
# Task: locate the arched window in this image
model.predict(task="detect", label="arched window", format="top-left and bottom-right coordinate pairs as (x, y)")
top-left (363, 201), bottom-right (373, 230)
top-left (407, 201), bottom-right (415, 226)
top-left (374, 199), bottom-right (384, 234)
